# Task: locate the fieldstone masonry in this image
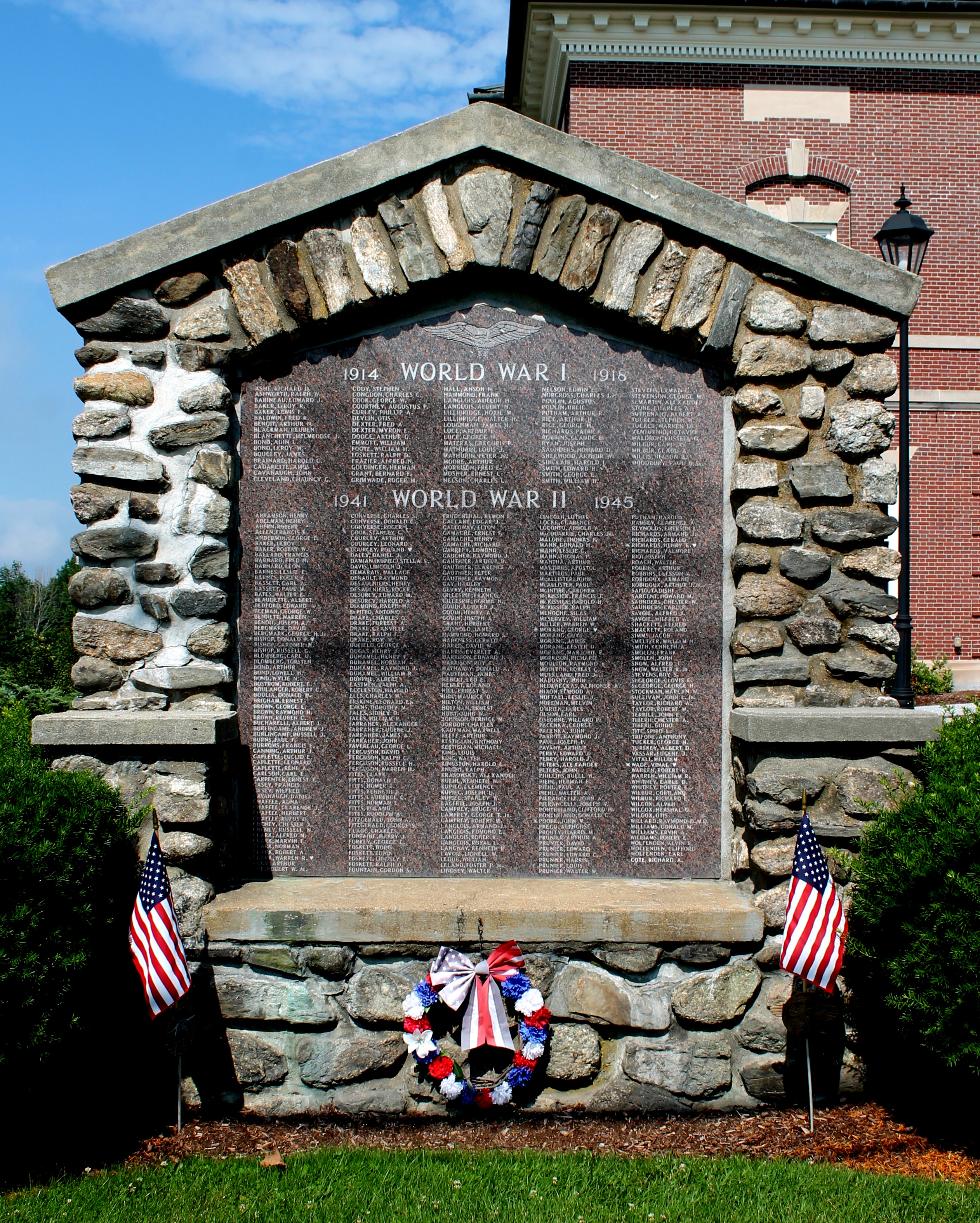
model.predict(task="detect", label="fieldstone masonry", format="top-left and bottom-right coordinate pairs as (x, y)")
top-left (34, 104), bottom-right (938, 1115)
top-left (60, 175), bottom-right (904, 715)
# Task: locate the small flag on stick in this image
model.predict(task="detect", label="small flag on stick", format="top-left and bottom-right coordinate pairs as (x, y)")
top-left (780, 811), bottom-right (847, 994)
top-left (129, 830), bottom-right (191, 1017)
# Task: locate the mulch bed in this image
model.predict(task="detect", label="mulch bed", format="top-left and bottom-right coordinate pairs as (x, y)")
top-left (916, 692), bottom-right (980, 705)
top-left (126, 1104), bottom-right (979, 1185)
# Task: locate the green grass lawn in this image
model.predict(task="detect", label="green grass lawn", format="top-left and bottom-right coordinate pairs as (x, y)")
top-left (4, 1149), bottom-right (978, 1223)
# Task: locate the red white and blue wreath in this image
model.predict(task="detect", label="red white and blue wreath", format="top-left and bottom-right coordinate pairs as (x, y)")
top-left (402, 941), bottom-right (550, 1107)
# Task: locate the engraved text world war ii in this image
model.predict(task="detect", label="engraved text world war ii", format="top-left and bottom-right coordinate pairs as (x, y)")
top-left (239, 304), bottom-right (724, 879)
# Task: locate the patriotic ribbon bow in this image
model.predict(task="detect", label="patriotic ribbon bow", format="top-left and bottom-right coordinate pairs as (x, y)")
top-left (429, 941), bottom-right (524, 1052)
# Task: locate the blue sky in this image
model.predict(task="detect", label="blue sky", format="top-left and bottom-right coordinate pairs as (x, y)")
top-left (0, 0), bottom-right (508, 574)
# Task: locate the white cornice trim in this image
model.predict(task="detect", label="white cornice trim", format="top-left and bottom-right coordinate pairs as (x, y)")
top-left (904, 335), bottom-right (980, 350)
top-left (519, 5), bottom-right (980, 125)
top-left (886, 389), bottom-right (980, 409)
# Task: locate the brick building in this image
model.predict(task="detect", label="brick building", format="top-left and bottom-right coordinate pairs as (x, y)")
top-left (502, 1), bottom-right (980, 682)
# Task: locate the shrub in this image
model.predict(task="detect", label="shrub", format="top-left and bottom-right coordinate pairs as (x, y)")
top-left (911, 650), bottom-right (954, 696)
top-left (0, 702), bottom-right (139, 1073)
top-left (0, 668), bottom-right (74, 716)
top-left (848, 705), bottom-right (980, 1087)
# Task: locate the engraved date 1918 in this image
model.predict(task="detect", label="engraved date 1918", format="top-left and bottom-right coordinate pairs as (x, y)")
top-left (592, 368), bottom-right (627, 381)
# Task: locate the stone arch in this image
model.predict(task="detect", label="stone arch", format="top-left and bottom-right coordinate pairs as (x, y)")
top-left (196, 160), bottom-right (756, 393)
top-left (738, 149), bottom-right (858, 195)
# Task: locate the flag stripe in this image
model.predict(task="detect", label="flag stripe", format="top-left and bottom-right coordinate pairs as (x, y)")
top-left (129, 914), bottom-right (171, 1015)
top-left (129, 832), bottom-right (191, 1018)
top-left (782, 882), bottom-right (826, 973)
top-left (780, 814), bottom-right (847, 994)
top-left (795, 886), bottom-right (835, 978)
top-left (813, 906), bottom-right (847, 990)
top-left (786, 884), bottom-right (830, 977)
top-left (131, 902), bottom-right (179, 1012)
top-left (792, 890), bottom-right (831, 973)
top-left (781, 878), bottom-right (819, 968)
top-left (149, 903), bottom-right (192, 991)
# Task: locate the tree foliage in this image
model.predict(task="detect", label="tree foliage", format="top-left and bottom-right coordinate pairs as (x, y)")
top-left (848, 706), bottom-right (980, 1089)
top-left (0, 559), bottom-right (77, 711)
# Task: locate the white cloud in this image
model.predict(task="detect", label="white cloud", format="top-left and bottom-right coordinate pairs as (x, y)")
top-left (0, 498), bottom-right (76, 576)
top-left (42, 0), bottom-right (508, 133)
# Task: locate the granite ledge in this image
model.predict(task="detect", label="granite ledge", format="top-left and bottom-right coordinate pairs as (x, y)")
top-left (204, 878), bottom-right (762, 946)
top-left (730, 706), bottom-right (942, 745)
top-left (31, 709), bottom-right (239, 748)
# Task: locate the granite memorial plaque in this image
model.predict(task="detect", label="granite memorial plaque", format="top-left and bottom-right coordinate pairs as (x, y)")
top-left (239, 302), bottom-right (724, 878)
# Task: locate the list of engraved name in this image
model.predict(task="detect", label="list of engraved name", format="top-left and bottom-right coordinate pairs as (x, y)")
top-left (241, 321), bottom-right (721, 878)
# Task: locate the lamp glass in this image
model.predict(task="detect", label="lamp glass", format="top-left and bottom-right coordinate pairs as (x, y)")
top-left (875, 195), bottom-right (933, 274)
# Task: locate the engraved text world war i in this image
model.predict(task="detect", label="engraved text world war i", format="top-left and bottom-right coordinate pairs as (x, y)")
top-left (239, 304), bottom-right (724, 878)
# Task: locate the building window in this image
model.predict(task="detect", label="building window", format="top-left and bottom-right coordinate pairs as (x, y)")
top-left (794, 221), bottom-right (838, 242)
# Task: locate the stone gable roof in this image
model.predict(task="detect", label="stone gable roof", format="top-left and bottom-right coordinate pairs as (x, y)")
top-left (47, 103), bottom-right (917, 320)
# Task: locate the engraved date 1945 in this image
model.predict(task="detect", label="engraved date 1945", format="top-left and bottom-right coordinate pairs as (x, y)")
top-left (595, 495), bottom-right (635, 510)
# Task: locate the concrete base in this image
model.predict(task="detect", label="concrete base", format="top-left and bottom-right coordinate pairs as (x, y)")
top-left (204, 877), bottom-right (763, 946)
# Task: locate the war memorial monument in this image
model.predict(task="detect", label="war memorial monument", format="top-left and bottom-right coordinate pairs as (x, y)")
top-left (34, 104), bottom-right (940, 1113)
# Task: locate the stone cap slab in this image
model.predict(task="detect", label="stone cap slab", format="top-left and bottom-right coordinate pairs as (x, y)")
top-left (47, 103), bottom-right (918, 319)
top-left (204, 877), bottom-right (762, 946)
top-left (730, 706), bottom-right (942, 745)
top-left (32, 709), bottom-right (239, 748)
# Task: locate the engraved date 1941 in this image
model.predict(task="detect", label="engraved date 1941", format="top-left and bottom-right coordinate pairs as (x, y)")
top-left (333, 492), bottom-right (371, 508)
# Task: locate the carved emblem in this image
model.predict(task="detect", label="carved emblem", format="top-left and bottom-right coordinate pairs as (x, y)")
top-left (425, 319), bottom-right (540, 350)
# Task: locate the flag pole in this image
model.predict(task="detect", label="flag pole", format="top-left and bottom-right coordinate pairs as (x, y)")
top-left (151, 806), bottom-right (183, 1133)
top-left (131, 812), bottom-right (193, 1136)
top-left (782, 791), bottom-right (846, 1140)
top-left (800, 790), bottom-right (815, 1136)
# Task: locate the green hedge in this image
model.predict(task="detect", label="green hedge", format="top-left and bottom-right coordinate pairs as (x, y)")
top-left (0, 703), bottom-right (139, 1071)
top-left (848, 705), bottom-right (980, 1089)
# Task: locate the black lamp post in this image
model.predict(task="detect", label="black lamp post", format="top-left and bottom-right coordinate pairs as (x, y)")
top-left (874, 187), bottom-right (933, 709)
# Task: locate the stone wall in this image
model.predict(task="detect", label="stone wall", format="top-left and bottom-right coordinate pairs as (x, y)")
top-left (183, 938), bottom-right (849, 1116)
top-left (731, 737), bottom-right (917, 942)
top-left (39, 704), bottom-right (933, 1116)
top-left (48, 743), bottom-right (236, 951)
top-left (63, 156), bottom-right (902, 715)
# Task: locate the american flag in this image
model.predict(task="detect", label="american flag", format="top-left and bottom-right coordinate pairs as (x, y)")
top-left (780, 813), bottom-right (847, 994)
top-left (129, 831), bottom-right (191, 1017)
